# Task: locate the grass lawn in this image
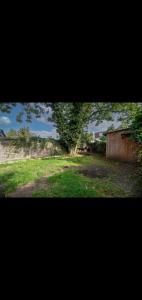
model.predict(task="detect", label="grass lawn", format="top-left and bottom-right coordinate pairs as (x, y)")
top-left (0, 154), bottom-right (140, 197)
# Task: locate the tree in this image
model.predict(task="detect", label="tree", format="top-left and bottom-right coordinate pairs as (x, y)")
top-left (17, 127), bottom-right (33, 138)
top-left (78, 131), bottom-right (94, 147)
top-left (6, 129), bottom-right (18, 137)
top-left (130, 108), bottom-right (142, 180)
top-left (0, 102), bottom-right (46, 122)
top-left (0, 103), bottom-right (17, 113)
top-left (117, 102), bottom-right (142, 128)
top-left (50, 103), bottom-right (94, 154)
top-left (7, 127), bottom-right (33, 138)
top-left (130, 110), bottom-right (142, 144)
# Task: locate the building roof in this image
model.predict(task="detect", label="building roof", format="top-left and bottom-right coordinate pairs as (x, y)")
top-left (104, 128), bottom-right (130, 135)
top-left (95, 130), bottom-right (107, 134)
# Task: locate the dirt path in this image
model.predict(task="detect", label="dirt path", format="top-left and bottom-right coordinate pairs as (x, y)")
top-left (8, 167), bottom-right (74, 197)
top-left (8, 176), bottom-right (50, 197)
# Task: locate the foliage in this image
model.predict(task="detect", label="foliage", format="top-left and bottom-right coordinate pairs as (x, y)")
top-left (0, 103), bottom-right (16, 113)
top-left (138, 149), bottom-right (142, 163)
top-left (130, 110), bottom-right (142, 144)
top-left (117, 102), bottom-right (142, 128)
top-left (6, 129), bottom-right (18, 138)
top-left (17, 127), bottom-right (33, 138)
top-left (107, 124), bottom-right (115, 132)
top-left (99, 135), bottom-right (106, 142)
top-left (92, 140), bottom-right (106, 154)
top-left (78, 131), bottom-right (94, 147)
top-left (137, 149), bottom-right (142, 193)
top-left (7, 127), bottom-right (33, 138)
top-left (129, 108), bottom-right (142, 180)
top-left (50, 103), bottom-right (94, 153)
top-left (138, 150), bottom-right (142, 176)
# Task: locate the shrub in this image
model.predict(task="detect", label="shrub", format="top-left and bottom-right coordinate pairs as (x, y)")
top-left (137, 149), bottom-right (142, 176)
top-left (92, 141), bottom-right (106, 154)
top-left (130, 110), bottom-right (142, 178)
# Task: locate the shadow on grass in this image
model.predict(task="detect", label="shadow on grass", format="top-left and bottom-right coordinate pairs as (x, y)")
top-left (0, 172), bottom-right (16, 196)
top-left (7, 168), bottom-right (101, 198)
top-left (7, 176), bottom-right (49, 198)
top-left (32, 169), bottom-right (106, 198)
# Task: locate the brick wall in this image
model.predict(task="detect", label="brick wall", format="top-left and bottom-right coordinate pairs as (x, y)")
top-left (0, 138), bottom-right (64, 163)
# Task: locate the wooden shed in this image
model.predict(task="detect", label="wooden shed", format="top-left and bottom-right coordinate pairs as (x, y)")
top-left (105, 128), bottom-right (141, 162)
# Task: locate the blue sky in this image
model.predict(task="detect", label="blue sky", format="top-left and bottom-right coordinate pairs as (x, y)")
top-left (0, 103), bottom-right (121, 137)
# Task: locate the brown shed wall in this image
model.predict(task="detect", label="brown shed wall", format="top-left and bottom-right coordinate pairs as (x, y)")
top-left (106, 131), bottom-right (141, 162)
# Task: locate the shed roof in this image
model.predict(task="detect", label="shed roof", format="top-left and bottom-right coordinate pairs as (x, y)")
top-left (104, 128), bottom-right (131, 135)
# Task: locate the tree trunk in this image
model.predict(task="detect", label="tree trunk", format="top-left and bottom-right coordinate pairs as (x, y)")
top-left (69, 145), bottom-right (78, 156)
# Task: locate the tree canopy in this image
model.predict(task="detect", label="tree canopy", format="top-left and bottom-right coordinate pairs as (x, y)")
top-left (78, 131), bottom-right (94, 147)
top-left (130, 108), bottom-right (142, 144)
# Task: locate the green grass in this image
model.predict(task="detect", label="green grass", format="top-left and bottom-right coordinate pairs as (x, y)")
top-left (32, 169), bottom-right (124, 198)
top-left (0, 155), bottom-right (94, 195)
top-left (0, 154), bottom-right (129, 197)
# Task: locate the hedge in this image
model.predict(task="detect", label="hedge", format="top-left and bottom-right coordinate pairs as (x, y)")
top-left (91, 141), bottom-right (106, 154)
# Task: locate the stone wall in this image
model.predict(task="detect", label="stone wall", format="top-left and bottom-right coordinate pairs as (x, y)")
top-left (0, 138), bottom-right (64, 163)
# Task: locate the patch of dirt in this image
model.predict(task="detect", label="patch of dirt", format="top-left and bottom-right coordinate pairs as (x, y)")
top-left (109, 163), bottom-right (142, 197)
top-left (78, 167), bottom-right (108, 178)
top-left (77, 158), bottom-right (141, 197)
top-left (7, 167), bottom-right (69, 198)
top-left (8, 176), bottom-right (49, 198)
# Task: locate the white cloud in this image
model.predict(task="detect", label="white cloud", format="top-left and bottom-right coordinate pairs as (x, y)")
top-left (36, 107), bottom-right (53, 125)
top-left (31, 128), bottom-right (58, 138)
top-left (37, 115), bottom-right (50, 125)
top-left (39, 104), bottom-right (52, 113)
top-left (0, 116), bottom-right (11, 125)
top-left (87, 114), bottom-right (121, 133)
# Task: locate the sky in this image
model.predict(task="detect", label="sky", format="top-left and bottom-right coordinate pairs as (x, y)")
top-left (0, 103), bottom-right (122, 138)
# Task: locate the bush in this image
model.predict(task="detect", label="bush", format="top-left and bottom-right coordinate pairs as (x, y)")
top-left (130, 110), bottom-right (142, 179)
top-left (137, 149), bottom-right (142, 176)
top-left (91, 141), bottom-right (106, 154)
